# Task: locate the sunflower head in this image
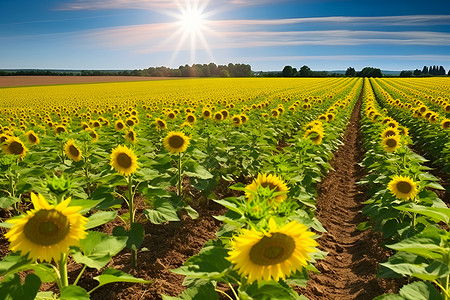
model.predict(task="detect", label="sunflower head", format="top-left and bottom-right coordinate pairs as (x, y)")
top-left (213, 112), bottom-right (223, 122)
top-left (381, 127), bottom-right (399, 139)
top-left (54, 125), bottom-right (67, 135)
top-left (2, 136), bottom-right (27, 158)
top-left (185, 114), bottom-right (197, 124)
top-left (155, 118), bottom-right (167, 130)
top-left (5, 193), bottom-right (87, 262)
top-left (25, 130), bottom-right (40, 145)
top-left (228, 218), bottom-right (318, 283)
top-left (388, 175), bottom-right (419, 200)
top-left (245, 173), bottom-right (289, 203)
top-left (240, 114), bottom-right (249, 124)
top-left (231, 115), bottom-right (242, 126)
top-left (110, 144), bottom-right (138, 176)
top-left (441, 119), bottom-right (450, 130)
top-left (64, 139), bottom-right (82, 162)
top-left (164, 131), bottom-right (190, 154)
top-left (382, 135), bottom-right (401, 153)
top-left (304, 127), bottom-right (324, 145)
top-left (202, 109), bottom-right (212, 119)
top-left (125, 129), bottom-right (137, 143)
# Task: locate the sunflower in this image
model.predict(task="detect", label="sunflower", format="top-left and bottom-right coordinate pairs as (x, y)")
top-left (87, 129), bottom-right (98, 143)
top-left (228, 218), bottom-right (317, 283)
top-left (2, 136), bottom-right (27, 158)
top-left (304, 127), bottom-right (324, 145)
top-left (125, 118), bottom-right (135, 127)
top-left (125, 129), bottom-right (137, 143)
top-left (441, 119), bottom-right (450, 130)
top-left (110, 144), bottom-right (139, 176)
top-left (5, 193), bottom-right (87, 262)
top-left (25, 130), bottom-right (40, 145)
top-left (381, 127), bottom-right (399, 139)
top-left (155, 118), bottom-right (167, 130)
top-left (382, 135), bottom-right (401, 152)
top-left (231, 115), bottom-right (242, 126)
top-left (54, 125), bottom-right (67, 135)
top-left (245, 173), bottom-right (289, 202)
top-left (64, 139), bottom-right (82, 162)
top-left (271, 109), bottom-right (279, 118)
top-left (388, 175), bottom-right (419, 200)
top-left (202, 109), bottom-right (212, 119)
top-left (240, 114), bottom-right (249, 124)
top-left (115, 120), bottom-right (125, 131)
top-left (164, 131), bottom-right (190, 154)
top-left (221, 109), bottom-right (229, 119)
top-left (213, 112), bottom-right (223, 122)
top-left (185, 113), bottom-right (197, 124)
top-left (166, 111), bottom-right (176, 120)
top-left (326, 113), bottom-right (335, 122)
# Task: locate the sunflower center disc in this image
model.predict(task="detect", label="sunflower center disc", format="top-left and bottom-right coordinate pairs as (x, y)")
top-left (384, 130), bottom-right (396, 137)
top-left (24, 209), bottom-right (70, 246)
top-left (169, 135), bottom-right (185, 149)
top-left (386, 138), bottom-right (397, 148)
top-left (157, 121), bottom-right (165, 128)
top-left (260, 182), bottom-right (278, 192)
top-left (9, 141), bottom-right (24, 155)
top-left (69, 145), bottom-right (80, 157)
top-left (117, 153), bottom-right (132, 168)
top-left (118, 123), bottom-right (124, 129)
top-left (249, 232), bottom-right (295, 266)
top-left (397, 181), bottom-right (412, 194)
top-left (444, 121), bottom-right (450, 129)
top-left (28, 134), bottom-right (37, 143)
top-left (187, 116), bottom-right (195, 123)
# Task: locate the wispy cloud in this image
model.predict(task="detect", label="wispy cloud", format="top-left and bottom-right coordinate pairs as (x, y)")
top-left (242, 55), bottom-right (450, 62)
top-left (57, 0), bottom-right (286, 11)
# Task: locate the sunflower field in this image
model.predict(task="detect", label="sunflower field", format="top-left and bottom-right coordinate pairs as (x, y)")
top-left (0, 77), bottom-right (449, 299)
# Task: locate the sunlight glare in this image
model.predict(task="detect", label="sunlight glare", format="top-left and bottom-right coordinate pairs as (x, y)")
top-left (179, 8), bottom-right (206, 34)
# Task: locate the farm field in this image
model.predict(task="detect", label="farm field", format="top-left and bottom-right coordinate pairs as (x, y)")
top-left (1, 77), bottom-right (450, 300)
top-left (0, 76), bottom-right (183, 88)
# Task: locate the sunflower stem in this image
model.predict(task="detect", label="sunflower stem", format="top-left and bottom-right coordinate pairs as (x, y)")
top-left (58, 253), bottom-right (69, 288)
top-left (215, 288), bottom-right (234, 300)
top-left (177, 152), bottom-right (182, 197)
top-left (226, 280), bottom-right (239, 300)
top-left (73, 264), bottom-right (87, 286)
top-left (127, 176), bottom-right (137, 268)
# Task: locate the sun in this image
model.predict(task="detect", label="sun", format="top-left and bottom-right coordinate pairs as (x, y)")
top-left (178, 7), bottom-right (206, 34)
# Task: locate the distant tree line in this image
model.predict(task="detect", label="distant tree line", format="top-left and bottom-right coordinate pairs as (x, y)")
top-left (0, 63), bottom-right (253, 78)
top-left (273, 65), bottom-right (382, 77)
top-left (399, 65), bottom-right (448, 77)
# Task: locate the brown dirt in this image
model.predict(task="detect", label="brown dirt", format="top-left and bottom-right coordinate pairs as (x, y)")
top-left (297, 89), bottom-right (401, 299)
top-left (0, 76), bottom-right (184, 87)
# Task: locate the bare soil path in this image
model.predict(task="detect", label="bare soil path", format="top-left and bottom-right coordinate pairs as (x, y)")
top-left (298, 89), bottom-right (400, 299)
top-left (0, 76), bottom-right (184, 87)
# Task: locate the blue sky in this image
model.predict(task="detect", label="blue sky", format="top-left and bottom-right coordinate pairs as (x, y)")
top-left (1, 0), bottom-right (450, 71)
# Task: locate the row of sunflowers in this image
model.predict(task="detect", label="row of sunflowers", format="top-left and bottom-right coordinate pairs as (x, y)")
top-left (166, 78), bottom-right (363, 299)
top-left (0, 77), bottom-right (359, 299)
top-left (359, 78), bottom-right (450, 299)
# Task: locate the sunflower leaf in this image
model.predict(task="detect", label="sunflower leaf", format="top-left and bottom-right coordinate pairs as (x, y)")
top-left (71, 231), bottom-right (128, 270)
top-left (60, 285), bottom-right (89, 300)
top-left (0, 196), bottom-right (20, 209)
top-left (112, 223), bottom-right (145, 251)
top-left (161, 282), bottom-right (218, 300)
top-left (85, 211), bottom-right (118, 229)
top-left (0, 273), bottom-right (41, 300)
top-left (93, 268), bottom-right (151, 288)
top-left (143, 197), bottom-right (180, 224)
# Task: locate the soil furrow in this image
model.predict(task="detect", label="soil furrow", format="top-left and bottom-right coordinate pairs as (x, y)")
top-left (298, 88), bottom-right (400, 299)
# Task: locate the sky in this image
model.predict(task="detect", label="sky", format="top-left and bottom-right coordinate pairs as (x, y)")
top-left (1, 0), bottom-right (450, 71)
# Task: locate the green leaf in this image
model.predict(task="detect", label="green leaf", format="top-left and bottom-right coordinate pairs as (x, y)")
top-left (35, 291), bottom-right (57, 300)
top-left (373, 294), bottom-right (404, 300)
top-left (285, 268), bottom-right (309, 287)
top-left (112, 222), bottom-right (145, 251)
top-left (184, 205), bottom-right (199, 220)
top-left (60, 285), bottom-right (89, 300)
top-left (0, 196), bottom-right (20, 209)
top-left (93, 268), bottom-right (151, 289)
top-left (356, 221), bottom-right (372, 231)
top-left (398, 281), bottom-right (443, 300)
top-left (161, 282), bottom-right (219, 300)
top-left (185, 164), bottom-right (214, 180)
top-left (242, 280), bottom-right (301, 300)
top-left (29, 264), bottom-right (59, 283)
top-left (172, 246), bottom-right (232, 280)
top-left (143, 198), bottom-right (180, 224)
top-left (386, 227), bottom-right (444, 260)
top-left (85, 211), bottom-right (118, 229)
top-left (394, 203), bottom-right (450, 224)
top-left (71, 231), bottom-right (128, 270)
top-left (0, 252), bottom-right (32, 277)
top-left (0, 273), bottom-right (41, 300)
